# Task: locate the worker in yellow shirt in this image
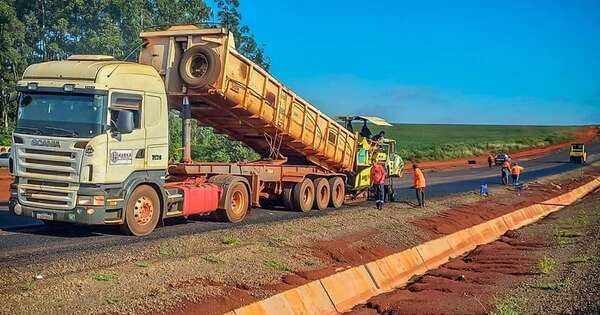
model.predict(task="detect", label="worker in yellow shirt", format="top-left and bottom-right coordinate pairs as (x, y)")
top-left (511, 162), bottom-right (524, 185)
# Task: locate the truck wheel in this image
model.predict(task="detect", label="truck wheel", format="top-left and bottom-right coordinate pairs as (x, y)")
top-left (328, 177), bottom-right (345, 209)
top-left (313, 178), bottom-right (330, 210)
top-left (282, 183), bottom-right (294, 210)
top-left (121, 185), bottom-right (160, 236)
top-left (179, 45), bottom-right (221, 88)
top-left (218, 182), bottom-right (249, 223)
top-left (292, 179), bottom-right (315, 212)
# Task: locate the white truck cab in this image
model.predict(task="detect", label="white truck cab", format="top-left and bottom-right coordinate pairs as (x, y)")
top-left (10, 55), bottom-right (169, 233)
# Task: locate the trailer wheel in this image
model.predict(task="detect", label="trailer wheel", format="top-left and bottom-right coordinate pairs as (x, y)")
top-left (292, 179), bottom-right (315, 212)
top-left (179, 45), bottom-right (221, 88)
top-left (328, 177), bottom-right (345, 209)
top-left (121, 185), bottom-right (160, 236)
top-left (282, 183), bottom-right (294, 210)
top-left (313, 178), bottom-right (330, 210)
top-left (218, 182), bottom-right (249, 223)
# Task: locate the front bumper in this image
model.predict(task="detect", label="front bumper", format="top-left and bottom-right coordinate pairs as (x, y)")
top-left (8, 183), bottom-right (125, 225)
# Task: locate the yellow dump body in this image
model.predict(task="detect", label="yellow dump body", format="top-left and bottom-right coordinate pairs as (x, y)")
top-left (139, 26), bottom-right (357, 172)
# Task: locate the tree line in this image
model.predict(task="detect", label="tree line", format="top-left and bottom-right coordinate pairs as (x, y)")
top-left (0, 0), bottom-right (264, 162)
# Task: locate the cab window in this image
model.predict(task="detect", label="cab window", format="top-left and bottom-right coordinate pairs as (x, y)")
top-left (110, 93), bottom-right (142, 130)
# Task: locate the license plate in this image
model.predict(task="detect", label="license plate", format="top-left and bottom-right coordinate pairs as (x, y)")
top-left (35, 212), bottom-right (54, 221)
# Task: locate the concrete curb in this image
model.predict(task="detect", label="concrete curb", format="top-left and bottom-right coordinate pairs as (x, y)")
top-left (229, 176), bottom-right (600, 315)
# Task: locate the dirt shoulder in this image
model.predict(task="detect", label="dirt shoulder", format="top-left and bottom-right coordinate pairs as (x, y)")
top-left (406, 126), bottom-right (598, 173)
top-left (1, 165), bottom-right (599, 315)
top-left (349, 180), bottom-right (600, 315)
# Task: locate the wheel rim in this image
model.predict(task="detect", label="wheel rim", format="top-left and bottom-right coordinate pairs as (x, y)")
top-left (230, 189), bottom-right (245, 216)
top-left (134, 196), bottom-right (154, 226)
top-left (189, 54), bottom-right (208, 78)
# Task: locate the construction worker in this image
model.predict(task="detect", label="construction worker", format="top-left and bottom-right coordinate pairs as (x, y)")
top-left (501, 160), bottom-right (512, 185)
top-left (413, 164), bottom-right (427, 207)
top-left (371, 160), bottom-right (386, 210)
top-left (511, 162), bottom-right (524, 185)
top-left (487, 154), bottom-right (494, 168)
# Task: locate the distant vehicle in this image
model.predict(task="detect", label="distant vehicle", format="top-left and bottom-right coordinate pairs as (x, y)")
top-left (494, 153), bottom-right (511, 165)
top-left (0, 152), bottom-right (9, 167)
top-left (569, 143), bottom-right (586, 164)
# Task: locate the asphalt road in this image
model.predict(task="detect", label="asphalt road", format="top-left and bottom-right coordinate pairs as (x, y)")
top-left (1, 140), bottom-right (598, 264)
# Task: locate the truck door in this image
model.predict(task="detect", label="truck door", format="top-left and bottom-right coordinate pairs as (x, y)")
top-left (106, 91), bottom-right (147, 183)
top-left (143, 93), bottom-right (168, 170)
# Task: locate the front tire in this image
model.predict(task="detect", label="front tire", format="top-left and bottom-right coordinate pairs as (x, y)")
top-left (218, 182), bottom-right (249, 223)
top-left (121, 185), bottom-right (160, 236)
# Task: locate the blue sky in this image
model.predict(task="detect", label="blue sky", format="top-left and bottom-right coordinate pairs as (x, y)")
top-left (225, 1), bottom-right (600, 125)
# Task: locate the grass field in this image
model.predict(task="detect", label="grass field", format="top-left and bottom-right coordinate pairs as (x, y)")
top-left (367, 124), bottom-right (586, 161)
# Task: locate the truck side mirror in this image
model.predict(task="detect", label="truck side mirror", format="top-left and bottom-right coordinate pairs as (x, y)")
top-left (116, 110), bottom-right (134, 135)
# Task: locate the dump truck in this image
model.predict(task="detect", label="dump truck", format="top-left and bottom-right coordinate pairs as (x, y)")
top-left (7, 25), bottom-right (393, 236)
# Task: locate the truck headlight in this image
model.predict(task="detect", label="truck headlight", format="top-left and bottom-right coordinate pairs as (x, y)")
top-left (77, 195), bottom-right (105, 206)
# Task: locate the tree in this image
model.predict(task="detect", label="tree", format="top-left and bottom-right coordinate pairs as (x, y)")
top-left (216, 0), bottom-right (271, 70)
top-left (1, 0), bottom-right (266, 162)
top-left (0, 0), bottom-right (29, 143)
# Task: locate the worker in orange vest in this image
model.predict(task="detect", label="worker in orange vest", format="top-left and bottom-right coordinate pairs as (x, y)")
top-left (511, 162), bottom-right (524, 185)
top-left (413, 164), bottom-right (427, 207)
top-left (501, 160), bottom-right (512, 185)
top-left (371, 160), bottom-right (386, 210)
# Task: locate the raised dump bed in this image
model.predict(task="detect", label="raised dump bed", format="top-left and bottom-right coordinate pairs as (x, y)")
top-left (139, 25), bottom-right (357, 172)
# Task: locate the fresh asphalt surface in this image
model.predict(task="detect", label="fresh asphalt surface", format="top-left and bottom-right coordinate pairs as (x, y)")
top-left (0, 141), bottom-right (598, 264)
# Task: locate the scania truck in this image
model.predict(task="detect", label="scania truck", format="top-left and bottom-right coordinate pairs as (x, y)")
top-left (8, 25), bottom-right (398, 235)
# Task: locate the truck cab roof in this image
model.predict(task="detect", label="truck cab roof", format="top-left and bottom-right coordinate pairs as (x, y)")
top-left (19, 55), bottom-right (165, 94)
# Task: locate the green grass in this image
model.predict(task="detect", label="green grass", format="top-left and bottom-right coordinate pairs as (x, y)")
top-left (489, 296), bottom-right (522, 315)
top-left (568, 255), bottom-right (598, 264)
top-left (265, 259), bottom-right (291, 272)
top-left (367, 123), bottom-right (583, 161)
top-left (203, 254), bottom-right (224, 264)
top-left (222, 235), bottom-right (241, 246)
top-left (93, 272), bottom-right (117, 282)
top-left (534, 280), bottom-right (570, 291)
top-left (537, 255), bottom-right (556, 274)
top-left (158, 247), bottom-right (177, 257)
top-left (135, 261), bottom-right (150, 268)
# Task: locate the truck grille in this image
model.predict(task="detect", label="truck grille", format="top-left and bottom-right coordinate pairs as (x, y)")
top-left (17, 148), bottom-right (80, 182)
top-left (18, 179), bottom-right (78, 210)
top-left (15, 143), bottom-right (82, 210)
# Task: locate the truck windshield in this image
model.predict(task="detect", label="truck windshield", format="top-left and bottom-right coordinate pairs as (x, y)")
top-left (16, 92), bottom-right (107, 138)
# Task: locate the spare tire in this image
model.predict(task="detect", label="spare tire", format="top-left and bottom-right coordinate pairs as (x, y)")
top-left (178, 45), bottom-right (221, 88)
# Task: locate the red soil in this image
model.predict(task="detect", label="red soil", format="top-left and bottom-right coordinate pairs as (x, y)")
top-left (0, 168), bottom-right (11, 203)
top-left (348, 231), bottom-right (545, 315)
top-left (86, 163), bottom-right (600, 315)
top-left (163, 167), bottom-right (600, 315)
top-left (406, 126), bottom-right (598, 173)
top-left (412, 168), bottom-right (600, 238)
